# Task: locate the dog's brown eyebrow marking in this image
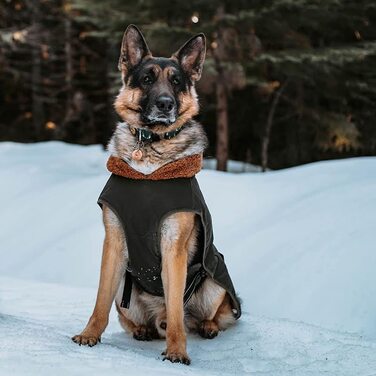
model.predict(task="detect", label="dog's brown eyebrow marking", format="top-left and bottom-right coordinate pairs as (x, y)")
top-left (163, 66), bottom-right (177, 79)
top-left (143, 62), bottom-right (178, 79)
top-left (143, 63), bottom-right (162, 77)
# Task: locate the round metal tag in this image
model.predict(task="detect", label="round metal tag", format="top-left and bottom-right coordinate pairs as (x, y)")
top-left (131, 149), bottom-right (143, 161)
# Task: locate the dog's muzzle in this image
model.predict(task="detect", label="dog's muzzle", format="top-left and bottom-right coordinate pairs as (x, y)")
top-left (146, 95), bottom-right (177, 125)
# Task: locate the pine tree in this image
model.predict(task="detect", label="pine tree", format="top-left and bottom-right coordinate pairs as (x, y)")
top-left (1, 0), bottom-right (376, 170)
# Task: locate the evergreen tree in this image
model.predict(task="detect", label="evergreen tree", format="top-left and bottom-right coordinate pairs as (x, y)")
top-left (1, 0), bottom-right (375, 170)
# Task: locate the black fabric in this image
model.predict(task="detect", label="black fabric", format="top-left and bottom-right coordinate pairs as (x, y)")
top-left (98, 174), bottom-right (241, 319)
top-left (121, 268), bottom-right (133, 309)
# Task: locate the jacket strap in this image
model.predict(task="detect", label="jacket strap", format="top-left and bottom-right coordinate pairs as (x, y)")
top-left (184, 266), bottom-right (207, 306)
top-left (120, 267), bottom-right (133, 309)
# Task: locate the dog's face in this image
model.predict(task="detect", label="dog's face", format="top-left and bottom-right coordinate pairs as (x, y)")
top-left (114, 25), bottom-right (206, 130)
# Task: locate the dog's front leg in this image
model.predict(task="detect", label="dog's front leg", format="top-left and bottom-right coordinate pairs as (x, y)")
top-left (72, 206), bottom-right (126, 346)
top-left (161, 212), bottom-right (195, 365)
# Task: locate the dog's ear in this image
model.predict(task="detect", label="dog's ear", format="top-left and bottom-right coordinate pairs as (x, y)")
top-left (118, 25), bottom-right (151, 73)
top-left (172, 33), bottom-right (206, 82)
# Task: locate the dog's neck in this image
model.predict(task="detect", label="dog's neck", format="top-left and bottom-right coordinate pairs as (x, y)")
top-left (107, 120), bottom-right (208, 175)
top-left (128, 123), bottom-right (186, 144)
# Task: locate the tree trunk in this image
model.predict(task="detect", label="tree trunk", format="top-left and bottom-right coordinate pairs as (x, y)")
top-left (261, 80), bottom-right (288, 172)
top-left (30, 2), bottom-right (44, 139)
top-left (216, 80), bottom-right (228, 171)
top-left (212, 11), bottom-right (229, 172)
top-left (64, 17), bottom-right (73, 116)
top-left (62, 16), bottom-right (74, 140)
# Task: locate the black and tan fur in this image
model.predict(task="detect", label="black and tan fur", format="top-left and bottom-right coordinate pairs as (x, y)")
top-left (72, 25), bottom-right (236, 365)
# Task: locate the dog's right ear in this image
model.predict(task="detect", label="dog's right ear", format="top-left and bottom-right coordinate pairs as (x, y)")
top-left (118, 25), bottom-right (151, 74)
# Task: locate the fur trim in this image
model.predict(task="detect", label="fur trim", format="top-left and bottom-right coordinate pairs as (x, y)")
top-left (107, 154), bottom-right (202, 180)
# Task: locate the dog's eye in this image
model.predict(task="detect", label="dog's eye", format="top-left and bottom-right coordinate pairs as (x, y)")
top-left (172, 77), bottom-right (180, 86)
top-left (143, 76), bottom-right (152, 85)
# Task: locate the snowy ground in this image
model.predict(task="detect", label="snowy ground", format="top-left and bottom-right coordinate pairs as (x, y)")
top-left (1, 142), bottom-right (376, 375)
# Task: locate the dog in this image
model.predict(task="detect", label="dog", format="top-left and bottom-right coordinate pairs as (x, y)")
top-left (72, 25), bottom-right (241, 365)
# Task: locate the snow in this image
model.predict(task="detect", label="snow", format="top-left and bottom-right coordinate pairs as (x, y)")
top-left (1, 141), bottom-right (376, 375)
top-left (203, 157), bottom-right (264, 172)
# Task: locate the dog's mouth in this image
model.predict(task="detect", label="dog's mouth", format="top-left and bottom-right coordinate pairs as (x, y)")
top-left (142, 109), bottom-right (177, 126)
top-left (147, 116), bottom-right (175, 126)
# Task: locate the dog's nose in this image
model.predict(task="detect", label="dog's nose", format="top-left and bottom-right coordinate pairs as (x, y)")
top-left (156, 96), bottom-right (174, 113)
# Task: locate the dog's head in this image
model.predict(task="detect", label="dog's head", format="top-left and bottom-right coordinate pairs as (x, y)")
top-left (114, 25), bottom-right (206, 131)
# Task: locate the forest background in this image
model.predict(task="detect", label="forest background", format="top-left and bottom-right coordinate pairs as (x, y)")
top-left (1, 0), bottom-right (375, 171)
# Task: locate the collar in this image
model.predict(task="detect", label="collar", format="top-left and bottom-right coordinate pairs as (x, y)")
top-left (129, 124), bottom-right (186, 143)
top-left (107, 154), bottom-right (202, 180)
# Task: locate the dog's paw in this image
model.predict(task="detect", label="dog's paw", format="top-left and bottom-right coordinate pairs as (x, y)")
top-left (198, 320), bottom-right (219, 339)
top-left (132, 325), bottom-right (157, 341)
top-left (71, 334), bottom-right (101, 347)
top-left (162, 349), bottom-right (191, 365)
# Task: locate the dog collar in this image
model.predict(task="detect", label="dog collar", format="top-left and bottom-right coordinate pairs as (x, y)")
top-left (129, 124), bottom-right (185, 143)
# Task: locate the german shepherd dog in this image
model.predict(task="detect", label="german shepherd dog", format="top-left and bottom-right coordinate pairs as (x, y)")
top-left (72, 25), bottom-right (237, 365)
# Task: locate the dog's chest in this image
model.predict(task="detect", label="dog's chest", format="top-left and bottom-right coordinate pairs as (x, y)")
top-left (127, 156), bottom-right (164, 175)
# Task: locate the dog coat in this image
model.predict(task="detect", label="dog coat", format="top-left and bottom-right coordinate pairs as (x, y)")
top-left (98, 156), bottom-right (241, 319)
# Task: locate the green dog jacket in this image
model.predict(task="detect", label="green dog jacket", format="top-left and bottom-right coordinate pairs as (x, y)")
top-left (98, 174), bottom-right (241, 319)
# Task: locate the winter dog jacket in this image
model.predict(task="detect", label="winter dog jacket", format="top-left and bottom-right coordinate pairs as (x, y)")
top-left (98, 156), bottom-right (241, 319)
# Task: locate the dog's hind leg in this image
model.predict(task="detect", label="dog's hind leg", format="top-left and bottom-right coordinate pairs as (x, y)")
top-left (199, 293), bottom-right (235, 339)
top-left (212, 293), bottom-right (236, 331)
top-left (72, 205), bottom-right (127, 347)
top-left (186, 278), bottom-right (236, 339)
top-left (115, 301), bottom-right (159, 341)
top-left (115, 286), bottom-right (161, 341)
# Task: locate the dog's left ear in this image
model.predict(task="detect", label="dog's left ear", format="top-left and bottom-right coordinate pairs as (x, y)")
top-left (172, 33), bottom-right (206, 82)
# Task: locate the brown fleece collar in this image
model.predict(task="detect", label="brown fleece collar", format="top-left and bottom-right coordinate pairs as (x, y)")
top-left (107, 154), bottom-right (203, 180)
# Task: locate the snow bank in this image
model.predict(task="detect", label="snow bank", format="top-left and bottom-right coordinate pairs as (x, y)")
top-left (203, 157), bottom-right (264, 172)
top-left (1, 277), bottom-right (375, 376)
top-left (1, 141), bottom-right (376, 374)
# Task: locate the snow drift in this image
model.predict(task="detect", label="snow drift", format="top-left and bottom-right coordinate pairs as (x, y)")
top-left (1, 142), bottom-right (375, 375)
